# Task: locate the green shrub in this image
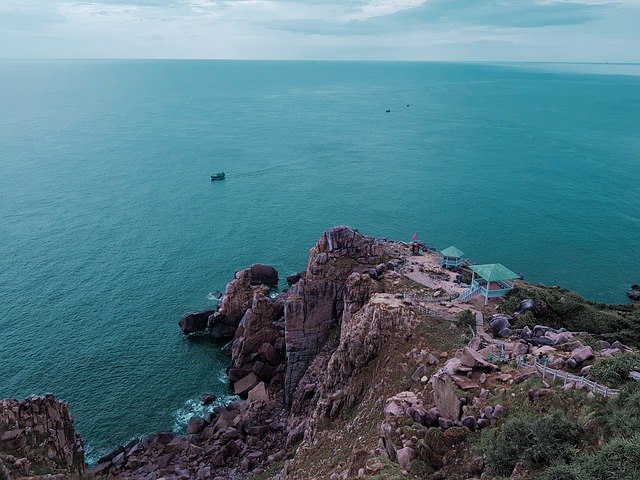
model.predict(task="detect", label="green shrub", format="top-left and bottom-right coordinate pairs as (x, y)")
top-left (536, 461), bottom-right (582, 480)
top-left (590, 353), bottom-right (640, 388)
top-left (482, 410), bottom-right (579, 476)
top-left (581, 434), bottom-right (640, 480)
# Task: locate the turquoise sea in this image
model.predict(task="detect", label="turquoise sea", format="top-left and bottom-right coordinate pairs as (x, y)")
top-left (1, 60), bottom-right (639, 461)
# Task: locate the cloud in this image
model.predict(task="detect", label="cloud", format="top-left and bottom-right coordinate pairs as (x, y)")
top-left (0, 0), bottom-right (67, 30)
top-left (249, 0), bottom-right (616, 36)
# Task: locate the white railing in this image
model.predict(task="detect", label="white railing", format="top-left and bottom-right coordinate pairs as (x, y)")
top-left (406, 301), bottom-right (457, 323)
top-left (404, 292), bottom-right (459, 303)
top-left (534, 362), bottom-right (620, 398)
top-left (458, 284), bottom-right (481, 302)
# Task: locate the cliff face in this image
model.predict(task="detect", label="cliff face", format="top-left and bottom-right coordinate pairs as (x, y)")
top-left (0, 394), bottom-right (85, 479)
top-left (283, 227), bottom-right (391, 404)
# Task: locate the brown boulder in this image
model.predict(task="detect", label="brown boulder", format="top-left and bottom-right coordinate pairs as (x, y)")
top-left (250, 264), bottom-right (279, 287)
top-left (178, 310), bottom-right (215, 334)
top-left (234, 373), bottom-right (260, 397)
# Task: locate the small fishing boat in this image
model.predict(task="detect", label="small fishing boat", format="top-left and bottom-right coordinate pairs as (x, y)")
top-left (210, 172), bottom-right (225, 181)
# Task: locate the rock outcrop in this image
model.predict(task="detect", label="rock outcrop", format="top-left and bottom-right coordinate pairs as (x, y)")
top-left (284, 226), bottom-right (387, 404)
top-left (627, 284), bottom-right (640, 301)
top-left (178, 310), bottom-right (215, 334)
top-left (0, 394), bottom-right (85, 479)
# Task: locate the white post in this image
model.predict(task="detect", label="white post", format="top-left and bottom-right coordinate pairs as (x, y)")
top-left (484, 275), bottom-right (489, 305)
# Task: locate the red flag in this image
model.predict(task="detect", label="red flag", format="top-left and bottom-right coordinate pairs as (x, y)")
top-left (412, 233), bottom-right (418, 240)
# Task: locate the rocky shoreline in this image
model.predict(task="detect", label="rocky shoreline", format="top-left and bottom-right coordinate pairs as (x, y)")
top-left (2, 225), bottom-right (639, 479)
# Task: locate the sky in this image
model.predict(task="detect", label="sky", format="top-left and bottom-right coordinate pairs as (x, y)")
top-left (1, 0), bottom-right (639, 61)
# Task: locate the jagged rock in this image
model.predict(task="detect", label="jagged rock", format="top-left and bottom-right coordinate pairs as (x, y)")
top-left (520, 326), bottom-right (533, 340)
top-left (545, 330), bottom-right (575, 344)
top-left (231, 291), bottom-right (282, 374)
top-left (0, 395), bottom-right (84, 476)
top-left (0, 430), bottom-right (25, 451)
top-left (178, 310), bottom-right (215, 334)
top-left (491, 404), bottom-right (504, 419)
top-left (284, 227), bottom-right (386, 404)
top-left (438, 417), bottom-right (454, 429)
top-left (427, 353), bottom-right (438, 366)
top-left (210, 268), bottom-right (257, 338)
top-left (384, 392), bottom-right (421, 418)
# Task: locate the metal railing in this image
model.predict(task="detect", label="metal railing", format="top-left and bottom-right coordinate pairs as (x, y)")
top-left (458, 285), bottom-right (481, 302)
top-left (534, 362), bottom-right (620, 398)
top-left (404, 292), bottom-right (460, 303)
top-left (406, 301), bottom-right (458, 323)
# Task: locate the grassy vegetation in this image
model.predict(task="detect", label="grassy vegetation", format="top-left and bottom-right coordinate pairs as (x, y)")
top-left (479, 410), bottom-right (579, 476)
top-left (500, 285), bottom-right (640, 346)
top-left (590, 353), bottom-right (640, 388)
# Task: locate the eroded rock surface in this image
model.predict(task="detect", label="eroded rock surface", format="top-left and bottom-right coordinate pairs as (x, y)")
top-left (0, 394), bottom-right (84, 479)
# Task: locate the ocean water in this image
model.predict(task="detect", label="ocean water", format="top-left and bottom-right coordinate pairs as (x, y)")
top-left (1, 60), bottom-right (639, 460)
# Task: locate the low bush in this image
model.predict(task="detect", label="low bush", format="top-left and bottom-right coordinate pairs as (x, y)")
top-left (481, 410), bottom-right (579, 476)
top-left (590, 353), bottom-right (640, 388)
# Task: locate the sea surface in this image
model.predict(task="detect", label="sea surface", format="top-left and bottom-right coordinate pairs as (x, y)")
top-left (1, 60), bottom-right (639, 461)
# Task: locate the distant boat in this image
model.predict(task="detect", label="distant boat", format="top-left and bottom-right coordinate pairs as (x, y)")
top-left (210, 172), bottom-right (225, 181)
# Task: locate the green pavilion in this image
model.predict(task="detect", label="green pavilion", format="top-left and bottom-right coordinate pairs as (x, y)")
top-left (462, 263), bottom-right (520, 305)
top-left (439, 246), bottom-right (465, 268)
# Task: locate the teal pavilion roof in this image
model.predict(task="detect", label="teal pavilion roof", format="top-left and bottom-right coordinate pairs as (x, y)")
top-left (440, 246), bottom-right (465, 258)
top-left (469, 263), bottom-right (519, 282)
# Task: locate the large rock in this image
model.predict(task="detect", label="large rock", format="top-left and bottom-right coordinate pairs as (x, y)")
top-left (571, 346), bottom-right (595, 365)
top-left (178, 310), bottom-right (215, 334)
top-left (627, 285), bottom-right (640, 301)
top-left (234, 373), bottom-right (260, 397)
top-left (250, 264), bottom-right (279, 287)
top-left (230, 292), bottom-right (283, 374)
top-left (489, 314), bottom-right (512, 337)
top-left (460, 347), bottom-right (499, 372)
top-left (431, 376), bottom-right (461, 421)
top-left (284, 227), bottom-right (386, 405)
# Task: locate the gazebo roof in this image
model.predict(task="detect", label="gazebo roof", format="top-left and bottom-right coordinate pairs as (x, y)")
top-left (440, 246), bottom-right (465, 258)
top-left (469, 263), bottom-right (519, 282)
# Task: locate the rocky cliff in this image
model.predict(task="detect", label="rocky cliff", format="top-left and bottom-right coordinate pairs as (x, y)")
top-left (0, 394), bottom-right (85, 479)
top-left (9, 225), bottom-right (636, 479)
